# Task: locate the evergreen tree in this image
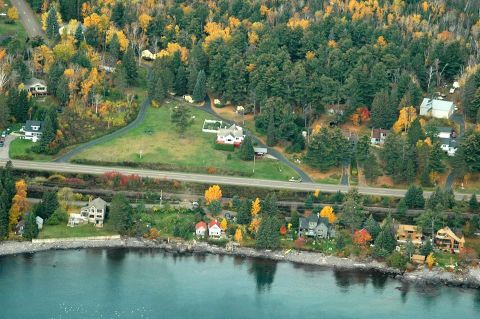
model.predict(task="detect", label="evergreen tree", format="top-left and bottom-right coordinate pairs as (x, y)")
top-left (48, 61), bottom-right (66, 95)
top-left (341, 189), bottom-right (365, 232)
top-left (363, 152), bottom-right (381, 182)
top-left (469, 193), bottom-right (479, 213)
top-left (187, 63), bottom-right (198, 94)
top-left (238, 136), bottom-right (254, 161)
top-left (111, 1), bottom-right (126, 28)
top-left (35, 190), bottom-right (59, 220)
top-left (236, 199), bottom-right (252, 225)
top-left (46, 7), bottom-right (59, 40)
top-left (305, 127), bottom-right (352, 171)
top-left (396, 198), bottom-right (407, 218)
top-left (335, 232), bottom-right (346, 250)
top-left (407, 118), bottom-right (425, 145)
top-left (370, 90), bottom-right (397, 129)
top-left (109, 194), bottom-right (133, 235)
top-left (56, 76), bottom-right (70, 107)
top-left (373, 223), bottom-right (396, 257)
top-left (36, 113), bottom-right (56, 153)
top-left (122, 46), bottom-right (137, 86)
top-left (404, 185), bottom-right (425, 209)
top-left (429, 142), bottom-right (445, 173)
top-left (192, 70), bottom-right (206, 102)
top-left (405, 235), bottom-right (415, 258)
top-left (0, 101), bottom-right (11, 130)
top-left (0, 200), bottom-right (9, 240)
top-left (266, 112), bottom-right (276, 146)
top-left (170, 104), bottom-right (191, 136)
top-left (256, 215), bottom-right (280, 250)
top-left (108, 33), bottom-right (121, 62)
top-left (363, 214), bottom-right (381, 239)
top-left (305, 194), bottom-right (313, 210)
top-left (174, 65), bottom-right (187, 96)
top-left (74, 24), bottom-right (84, 43)
top-left (23, 212), bottom-right (39, 240)
top-left (355, 135), bottom-right (370, 164)
top-left (420, 238), bottom-right (433, 256)
top-left (262, 193), bottom-right (278, 216)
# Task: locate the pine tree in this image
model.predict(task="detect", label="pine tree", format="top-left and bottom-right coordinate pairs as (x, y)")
top-left (404, 185), bottom-right (425, 209)
top-left (122, 46), bottom-right (137, 86)
top-left (236, 199), bottom-right (252, 225)
top-left (37, 113), bottom-right (55, 153)
top-left (405, 235), bottom-right (415, 259)
top-left (420, 237), bottom-right (433, 256)
top-left (0, 200), bottom-right (9, 240)
top-left (469, 193), bottom-right (479, 213)
top-left (256, 215), bottom-right (280, 250)
top-left (396, 198), bottom-right (407, 218)
top-left (238, 136), bottom-right (254, 161)
top-left (187, 63), bottom-right (198, 94)
top-left (407, 118), bottom-right (425, 145)
top-left (23, 212), bottom-right (39, 240)
top-left (192, 70), bottom-right (206, 102)
top-left (111, 1), bottom-right (126, 28)
top-left (170, 104), bottom-right (191, 136)
top-left (46, 7), bottom-right (59, 40)
top-left (363, 214), bottom-right (381, 239)
top-left (429, 142), bottom-right (445, 173)
top-left (305, 194), bottom-right (313, 210)
top-left (262, 193), bottom-right (278, 216)
top-left (74, 24), bottom-right (83, 43)
top-left (266, 112), bottom-right (276, 146)
top-left (174, 65), bottom-right (187, 96)
top-left (56, 76), bottom-right (70, 107)
top-left (108, 33), bottom-right (121, 62)
top-left (109, 194), bottom-right (133, 235)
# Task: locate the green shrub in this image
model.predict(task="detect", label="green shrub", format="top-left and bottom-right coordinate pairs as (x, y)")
top-left (214, 142), bottom-right (235, 152)
top-left (46, 209), bottom-right (69, 225)
top-left (386, 252), bottom-right (408, 271)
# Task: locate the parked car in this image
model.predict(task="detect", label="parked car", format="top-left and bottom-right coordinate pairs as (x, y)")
top-left (1, 131), bottom-right (6, 137)
top-left (288, 177), bottom-right (302, 183)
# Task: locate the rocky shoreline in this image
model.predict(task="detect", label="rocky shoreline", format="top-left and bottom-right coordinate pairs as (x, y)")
top-left (1, 237), bottom-right (479, 289)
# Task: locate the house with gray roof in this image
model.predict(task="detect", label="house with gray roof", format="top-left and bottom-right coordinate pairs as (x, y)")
top-left (22, 120), bottom-right (43, 142)
top-left (216, 124), bottom-right (244, 146)
top-left (298, 214), bottom-right (335, 239)
top-left (80, 197), bottom-right (107, 228)
top-left (25, 78), bottom-right (48, 96)
top-left (419, 98), bottom-right (455, 119)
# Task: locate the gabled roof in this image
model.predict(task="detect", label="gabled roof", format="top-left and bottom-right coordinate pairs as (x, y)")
top-left (24, 120), bottom-right (43, 132)
top-left (420, 98), bottom-right (454, 114)
top-left (196, 221), bottom-right (207, 230)
top-left (217, 124), bottom-right (243, 138)
top-left (208, 220), bottom-right (220, 229)
top-left (436, 226), bottom-right (465, 243)
top-left (87, 197), bottom-right (107, 211)
top-left (25, 78), bottom-right (47, 88)
top-left (371, 128), bottom-right (389, 139)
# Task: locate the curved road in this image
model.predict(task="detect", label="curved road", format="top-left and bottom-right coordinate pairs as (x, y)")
top-left (55, 98), bottom-right (151, 162)
top-left (200, 98), bottom-right (313, 182)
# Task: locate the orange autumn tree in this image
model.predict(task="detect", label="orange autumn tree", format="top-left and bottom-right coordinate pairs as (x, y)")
top-left (234, 228), bottom-right (243, 242)
top-left (320, 206), bottom-right (337, 224)
top-left (9, 179), bottom-right (28, 232)
top-left (249, 218), bottom-right (261, 233)
top-left (204, 185), bottom-right (222, 205)
top-left (220, 218), bottom-right (227, 231)
top-left (353, 229), bottom-right (372, 246)
top-left (393, 106), bottom-right (417, 133)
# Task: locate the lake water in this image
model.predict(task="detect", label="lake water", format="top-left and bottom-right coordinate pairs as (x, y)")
top-left (0, 249), bottom-right (478, 319)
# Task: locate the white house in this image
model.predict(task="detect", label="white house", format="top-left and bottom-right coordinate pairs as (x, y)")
top-left (22, 120), bottom-right (43, 142)
top-left (208, 220), bottom-right (222, 238)
top-left (216, 124), bottom-right (244, 146)
top-left (25, 78), bottom-right (48, 96)
top-left (80, 197), bottom-right (107, 228)
top-left (141, 49), bottom-right (156, 61)
top-left (195, 221), bottom-right (207, 237)
top-left (370, 128), bottom-right (389, 145)
top-left (419, 98), bottom-right (455, 119)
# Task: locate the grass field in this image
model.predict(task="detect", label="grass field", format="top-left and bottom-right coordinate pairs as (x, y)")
top-left (9, 138), bottom-right (56, 161)
top-left (74, 100), bottom-right (300, 181)
top-left (0, 2), bottom-right (27, 40)
top-left (38, 223), bottom-right (118, 239)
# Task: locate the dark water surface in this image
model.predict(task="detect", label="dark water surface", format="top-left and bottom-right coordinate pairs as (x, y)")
top-left (0, 249), bottom-right (478, 319)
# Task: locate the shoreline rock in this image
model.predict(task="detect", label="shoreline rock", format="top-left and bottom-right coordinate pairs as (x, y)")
top-left (1, 238), bottom-right (479, 289)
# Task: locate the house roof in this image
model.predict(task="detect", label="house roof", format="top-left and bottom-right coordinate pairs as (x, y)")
top-left (299, 215), bottom-right (329, 229)
top-left (25, 78), bottom-right (47, 88)
top-left (217, 124), bottom-right (243, 138)
top-left (371, 128), bottom-right (389, 139)
top-left (24, 120), bottom-right (43, 132)
top-left (420, 98), bottom-right (454, 115)
top-left (436, 226), bottom-right (465, 243)
top-left (208, 220), bottom-right (220, 229)
top-left (254, 147), bottom-right (267, 154)
top-left (88, 197), bottom-right (107, 211)
top-left (196, 221), bottom-right (207, 230)
top-left (397, 224), bottom-right (419, 233)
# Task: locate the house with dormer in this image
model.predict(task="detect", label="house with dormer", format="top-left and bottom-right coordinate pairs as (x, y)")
top-left (298, 214), bottom-right (335, 239)
top-left (216, 124), bottom-right (244, 146)
top-left (208, 220), bottom-right (222, 238)
top-left (22, 120), bottom-right (43, 142)
top-left (80, 197), bottom-right (107, 228)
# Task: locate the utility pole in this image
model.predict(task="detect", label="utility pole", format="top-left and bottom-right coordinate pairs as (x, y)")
top-left (253, 155), bottom-right (256, 174)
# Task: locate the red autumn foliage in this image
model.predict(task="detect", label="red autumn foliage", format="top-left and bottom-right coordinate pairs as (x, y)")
top-left (294, 237), bottom-right (306, 249)
top-left (353, 229), bottom-right (372, 246)
top-left (357, 107), bottom-right (370, 122)
top-left (279, 225), bottom-right (287, 235)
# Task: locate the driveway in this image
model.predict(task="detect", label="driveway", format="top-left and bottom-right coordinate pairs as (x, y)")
top-left (445, 112), bottom-right (465, 189)
top-left (10, 0), bottom-right (46, 40)
top-left (0, 135), bottom-right (17, 160)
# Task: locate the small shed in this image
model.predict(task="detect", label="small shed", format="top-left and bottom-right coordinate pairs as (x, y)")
top-left (254, 147), bottom-right (267, 156)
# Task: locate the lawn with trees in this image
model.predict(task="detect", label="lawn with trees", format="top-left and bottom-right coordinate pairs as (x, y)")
top-left (73, 100), bottom-right (300, 181)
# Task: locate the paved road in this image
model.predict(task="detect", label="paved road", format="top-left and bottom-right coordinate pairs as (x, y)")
top-left (10, 0), bottom-right (46, 40)
top-left (0, 135), bottom-right (16, 160)
top-left (55, 98), bottom-right (151, 162)
top-left (200, 97), bottom-right (313, 182)
top-left (2, 159), bottom-right (476, 200)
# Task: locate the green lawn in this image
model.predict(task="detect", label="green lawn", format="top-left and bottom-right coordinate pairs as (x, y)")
top-left (0, 2), bottom-right (27, 40)
top-left (9, 138), bottom-right (55, 161)
top-left (73, 100), bottom-right (300, 181)
top-left (38, 223), bottom-right (118, 239)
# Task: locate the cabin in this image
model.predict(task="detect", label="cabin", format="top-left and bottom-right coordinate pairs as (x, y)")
top-left (396, 224), bottom-right (423, 246)
top-left (25, 78), bottom-right (48, 96)
top-left (195, 221), bottom-right (207, 238)
top-left (435, 226), bottom-right (465, 253)
top-left (22, 120), bottom-right (43, 142)
top-left (80, 197), bottom-right (107, 228)
top-left (370, 128), bottom-right (389, 146)
top-left (298, 214), bottom-right (335, 239)
top-left (419, 98), bottom-right (455, 119)
top-left (208, 220), bottom-right (222, 238)
top-left (216, 124), bottom-right (244, 146)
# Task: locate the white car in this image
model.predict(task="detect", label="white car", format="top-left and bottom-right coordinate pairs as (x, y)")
top-left (288, 177), bottom-right (302, 183)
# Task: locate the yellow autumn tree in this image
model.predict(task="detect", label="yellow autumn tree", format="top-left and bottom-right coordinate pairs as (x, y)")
top-left (251, 198), bottom-right (261, 217)
top-left (234, 228), bottom-right (243, 242)
top-left (426, 252), bottom-right (436, 270)
top-left (314, 189), bottom-right (320, 197)
top-left (376, 36), bottom-right (387, 47)
top-left (32, 45), bottom-right (54, 73)
top-left (393, 106), bottom-right (417, 133)
top-left (53, 39), bottom-right (76, 63)
top-left (320, 206), bottom-right (337, 224)
top-left (139, 13), bottom-right (152, 32)
top-left (205, 185), bottom-right (222, 205)
top-left (248, 31), bottom-right (259, 45)
top-left (9, 179), bottom-right (28, 232)
top-left (220, 218), bottom-right (227, 231)
top-left (106, 27), bottom-right (129, 52)
top-left (81, 67), bottom-right (101, 99)
top-left (305, 51), bottom-right (316, 60)
top-left (7, 7), bottom-right (19, 21)
top-left (157, 42), bottom-right (188, 62)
